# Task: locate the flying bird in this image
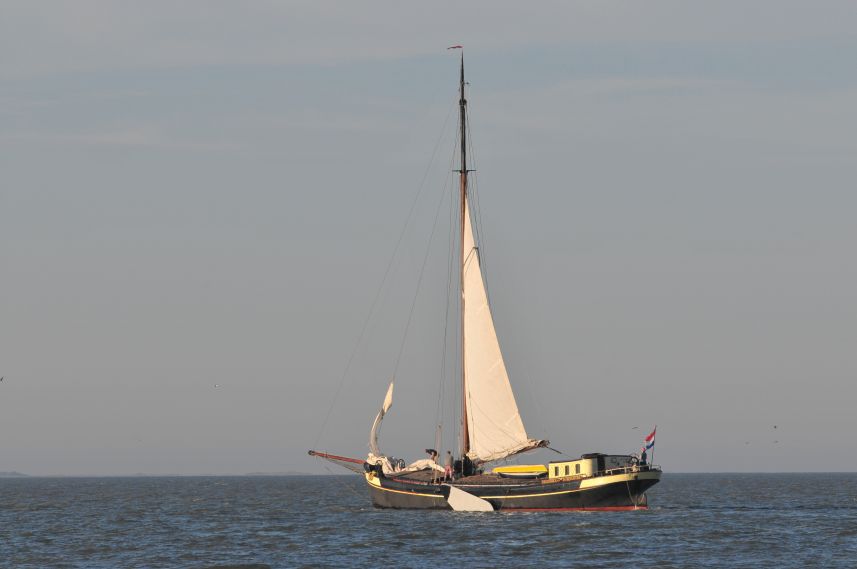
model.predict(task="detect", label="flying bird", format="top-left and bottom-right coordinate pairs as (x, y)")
top-left (214, 384), bottom-right (221, 388)
top-left (631, 426), bottom-right (639, 430)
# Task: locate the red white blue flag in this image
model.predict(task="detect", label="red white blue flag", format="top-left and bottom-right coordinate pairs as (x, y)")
top-left (643, 426), bottom-right (656, 450)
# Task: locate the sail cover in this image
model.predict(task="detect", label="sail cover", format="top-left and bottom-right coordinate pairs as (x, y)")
top-left (462, 197), bottom-right (545, 463)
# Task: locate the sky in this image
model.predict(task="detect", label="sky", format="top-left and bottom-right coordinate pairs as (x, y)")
top-left (1, 1), bottom-right (856, 475)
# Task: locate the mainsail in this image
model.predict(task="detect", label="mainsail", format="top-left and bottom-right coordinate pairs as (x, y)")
top-left (462, 196), bottom-right (546, 463)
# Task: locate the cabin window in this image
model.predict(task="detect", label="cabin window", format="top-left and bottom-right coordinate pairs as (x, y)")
top-left (575, 464), bottom-right (581, 474)
top-left (564, 465), bottom-right (569, 476)
top-left (553, 467), bottom-right (559, 477)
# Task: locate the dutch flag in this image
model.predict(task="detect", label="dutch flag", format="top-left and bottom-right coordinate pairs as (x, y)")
top-left (643, 426), bottom-right (656, 451)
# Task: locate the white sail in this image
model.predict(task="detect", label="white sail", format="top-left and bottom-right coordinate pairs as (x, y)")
top-left (462, 197), bottom-right (545, 463)
top-left (368, 381), bottom-right (394, 456)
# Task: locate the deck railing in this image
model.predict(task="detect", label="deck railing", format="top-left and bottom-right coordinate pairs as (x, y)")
top-left (600, 464), bottom-right (661, 477)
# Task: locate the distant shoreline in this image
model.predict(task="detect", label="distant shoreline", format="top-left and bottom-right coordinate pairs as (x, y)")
top-left (0, 471), bottom-right (329, 478)
top-left (1, 471), bottom-right (856, 478)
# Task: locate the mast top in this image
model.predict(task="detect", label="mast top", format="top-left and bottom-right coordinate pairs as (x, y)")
top-left (459, 51), bottom-right (465, 96)
top-left (457, 52), bottom-right (468, 176)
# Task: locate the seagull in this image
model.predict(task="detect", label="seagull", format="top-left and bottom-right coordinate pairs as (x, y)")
top-left (631, 426), bottom-right (638, 430)
top-left (773, 425), bottom-right (778, 429)
top-left (214, 384), bottom-right (221, 388)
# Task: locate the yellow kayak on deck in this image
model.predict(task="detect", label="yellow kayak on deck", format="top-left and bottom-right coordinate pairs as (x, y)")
top-left (492, 465), bottom-right (548, 478)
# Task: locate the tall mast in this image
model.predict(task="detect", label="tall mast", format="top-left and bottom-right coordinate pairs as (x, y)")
top-left (458, 53), bottom-right (469, 458)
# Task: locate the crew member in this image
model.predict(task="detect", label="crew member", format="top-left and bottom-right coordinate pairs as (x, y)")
top-left (424, 449), bottom-right (438, 482)
top-left (444, 451), bottom-right (454, 481)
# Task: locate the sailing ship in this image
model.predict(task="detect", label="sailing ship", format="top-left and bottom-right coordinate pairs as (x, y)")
top-left (310, 53), bottom-right (661, 511)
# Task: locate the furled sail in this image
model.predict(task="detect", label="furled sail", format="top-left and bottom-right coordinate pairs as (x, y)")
top-left (462, 197), bottom-right (546, 463)
top-left (368, 381), bottom-right (394, 456)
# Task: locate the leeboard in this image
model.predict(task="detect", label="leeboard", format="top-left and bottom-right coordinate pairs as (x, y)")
top-left (445, 485), bottom-right (494, 512)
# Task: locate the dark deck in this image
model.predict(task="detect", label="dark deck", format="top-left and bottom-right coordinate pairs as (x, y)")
top-left (391, 470), bottom-right (542, 486)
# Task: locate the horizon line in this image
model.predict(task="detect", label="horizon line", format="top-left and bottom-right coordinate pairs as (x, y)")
top-left (3, 470), bottom-right (857, 478)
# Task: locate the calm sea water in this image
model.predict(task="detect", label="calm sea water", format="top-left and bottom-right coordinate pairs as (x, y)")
top-left (2, 473), bottom-right (856, 568)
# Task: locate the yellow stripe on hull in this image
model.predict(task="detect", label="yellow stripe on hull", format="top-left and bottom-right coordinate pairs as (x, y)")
top-left (473, 471), bottom-right (659, 500)
top-left (579, 470), bottom-right (661, 489)
top-left (365, 472), bottom-right (445, 499)
top-left (365, 470), bottom-right (660, 501)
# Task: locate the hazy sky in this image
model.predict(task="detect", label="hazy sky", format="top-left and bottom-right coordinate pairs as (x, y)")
top-left (2, 1), bottom-right (856, 475)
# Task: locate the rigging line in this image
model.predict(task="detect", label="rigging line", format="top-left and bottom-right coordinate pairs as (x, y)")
top-left (470, 104), bottom-right (543, 443)
top-left (451, 197), bottom-right (461, 459)
top-left (443, 124), bottom-right (462, 459)
top-left (450, 128), bottom-right (464, 457)
top-left (435, 128), bottom-right (461, 448)
top-left (624, 477), bottom-right (637, 509)
top-left (312, 95), bottom-right (458, 450)
top-left (392, 160), bottom-right (452, 376)
top-left (466, 396), bottom-right (534, 446)
top-left (464, 108), bottom-right (492, 303)
top-left (467, 122), bottom-right (529, 448)
top-left (435, 169), bottom-right (456, 429)
top-left (393, 158), bottom-right (446, 377)
top-left (518, 368), bottom-right (550, 441)
top-left (466, 162), bottom-right (489, 305)
top-left (436, 132), bottom-right (461, 452)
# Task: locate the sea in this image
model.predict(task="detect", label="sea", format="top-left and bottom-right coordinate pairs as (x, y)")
top-left (2, 473), bottom-right (856, 568)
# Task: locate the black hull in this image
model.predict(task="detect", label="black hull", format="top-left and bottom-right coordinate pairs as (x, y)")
top-left (366, 470), bottom-right (660, 511)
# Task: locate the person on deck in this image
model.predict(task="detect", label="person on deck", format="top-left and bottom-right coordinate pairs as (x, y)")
top-left (640, 448), bottom-right (648, 466)
top-left (444, 451), bottom-right (454, 481)
top-left (426, 449), bottom-right (439, 482)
